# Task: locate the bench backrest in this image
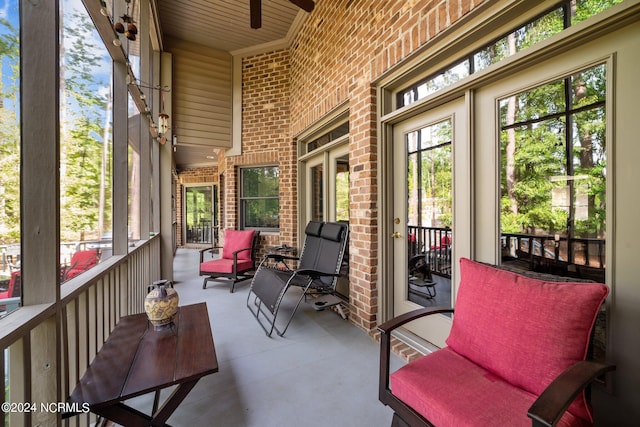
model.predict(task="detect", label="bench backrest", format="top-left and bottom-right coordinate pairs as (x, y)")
top-left (221, 229), bottom-right (257, 261)
top-left (446, 258), bottom-right (608, 422)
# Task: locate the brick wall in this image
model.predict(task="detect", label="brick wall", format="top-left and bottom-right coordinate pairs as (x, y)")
top-left (229, 0), bottom-right (483, 334)
top-left (287, 0), bottom-right (483, 333)
top-left (221, 49), bottom-right (297, 256)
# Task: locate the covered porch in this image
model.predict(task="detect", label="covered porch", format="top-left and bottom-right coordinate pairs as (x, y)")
top-left (118, 248), bottom-right (399, 426)
top-left (1, 0), bottom-right (640, 425)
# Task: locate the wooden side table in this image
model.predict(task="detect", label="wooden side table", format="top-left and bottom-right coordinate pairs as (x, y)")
top-left (69, 302), bottom-right (217, 427)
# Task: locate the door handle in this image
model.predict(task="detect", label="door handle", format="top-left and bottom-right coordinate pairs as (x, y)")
top-left (391, 231), bottom-right (401, 239)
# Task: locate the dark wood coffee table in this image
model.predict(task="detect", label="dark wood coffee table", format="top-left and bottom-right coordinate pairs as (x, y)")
top-left (69, 302), bottom-right (217, 426)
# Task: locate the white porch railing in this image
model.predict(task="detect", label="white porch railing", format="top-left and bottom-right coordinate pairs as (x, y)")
top-left (0, 235), bottom-right (162, 426)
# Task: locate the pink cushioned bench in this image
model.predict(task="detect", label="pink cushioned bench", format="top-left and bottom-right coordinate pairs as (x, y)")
top-left (379, 258), bottom-right (614, 427)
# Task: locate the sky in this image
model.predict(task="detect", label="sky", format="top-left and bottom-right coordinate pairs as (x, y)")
top-left (0, 0), bottom-right (113, 91)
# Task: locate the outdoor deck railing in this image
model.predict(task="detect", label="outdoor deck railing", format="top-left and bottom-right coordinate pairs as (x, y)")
top-left (0, 235), bottom-right (161, 426)
top-left (407, 226), bottom-right (452, 278)
top-left (406, 226), bottom-right (605, 281)
top-left (502, 232), bottom-right (606, 282)
top-left (501, 232), bottom-right (606, 268)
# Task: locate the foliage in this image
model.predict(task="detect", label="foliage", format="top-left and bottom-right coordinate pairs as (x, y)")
top-left (241, 167), bottom-right (279, 229)
top-left (496, 1), bottom-right (614, 241)
top-left (0, 17), bottom-right (20, 245)
top-left (500, 64), bottom-right (606, 239)
top-left (335, 168), bottom-right (349, 222)
top-left (407, 120), bottom-right (452, 229)
top-left (0, 7), bottom-right (113, 246)
top-left (59, 10), bottom-right (112, 242)
top-left (574, 0), bottom-right (624, 24)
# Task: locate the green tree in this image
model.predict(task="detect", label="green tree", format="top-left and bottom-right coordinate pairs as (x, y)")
top-left (0, 17), bottom-right (20, 245)
top-left (498, 1), bottom-right (614, 243)
top-left (500, 65), bottom-right (606, 240)
top-left (60, 10), bottom-right (112, 242)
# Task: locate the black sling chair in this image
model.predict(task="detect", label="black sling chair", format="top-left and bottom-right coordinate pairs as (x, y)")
top-left (247, 221), bottom-right (349, 337)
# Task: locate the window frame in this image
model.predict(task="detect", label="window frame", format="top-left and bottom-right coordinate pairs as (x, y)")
top-left (497, 63), bottom-right (608, 278)
top-left (239, 165), bottom-right (280, 232)
top-left (393, 0), bottom-right (623, 111)
top-left (297, 111), bottom-right (350, 226)
top-left (376, 0), bottom-right (632, 327)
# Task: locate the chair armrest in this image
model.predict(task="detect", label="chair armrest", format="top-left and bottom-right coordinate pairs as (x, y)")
top-left (378, 307), bottom-right (454, 427)
top-left (263, 253), bottom-right (300, 262)
top-left (232, 247), bottom-right (252, 256)
top-left (378, 306), bottom-right (454, 335)
top-left (528, 360), bottom-right (615, 427)
top-left (294, 268), bottom-right (340, 279)
top-left (199, 246), bottom-right (222, 262)
top-left (231, 247), bottom-right (256, 271)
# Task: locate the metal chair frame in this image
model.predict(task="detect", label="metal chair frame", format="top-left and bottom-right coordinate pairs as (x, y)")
top-left (247, 221), bottom-right (348, 337)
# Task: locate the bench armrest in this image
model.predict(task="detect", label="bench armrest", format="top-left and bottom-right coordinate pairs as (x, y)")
top-left (528, 360), bottom-right (615, 427)
top-left (378, 307), bottom-right (454, 427)
top-left (199, 246), bottom-right (222, 254)
top-left (378, 307), bottom-right (454, 335)
top-left (199, 246), bottom-right (223, 262)
top-left (233, 246), bottom-right (252, 256)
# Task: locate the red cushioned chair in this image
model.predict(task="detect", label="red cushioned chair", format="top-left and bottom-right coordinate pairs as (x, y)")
top-left (199, 229), bottom-right (261, 293)
top-left (379, 258), bottom-right (615, 427)
top-left (0, 270), bottom-right (21, 313)
top-left (61, 249), bottom-right (100, 282)
top-left (0, 270), bottom-right (21, 299)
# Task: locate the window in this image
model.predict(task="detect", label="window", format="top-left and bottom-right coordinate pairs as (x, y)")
top-left (59, 1), bottom-right (113, 282)
top-left (240, 166), bottom-right (279, 231)
top-left (335, 156), bottom-right (350, 222)
top-left (0, 0), bottom-right (20, 314)
top-left (397, 0), bottom-right (622, 109)
top-left (499, 64), bottom-right (606, 282)
top-left (299, 118), bottom-right (350, 225)
top-left (406, 118), bottom-right (452, 274)
top-left (184, 185), bottom-right (217, 244)
top-left (299, 116), bottom-right (350, 299)
top-left (306, 122), bottom-right (349, 153)
top-left (128, 94), bottom-right (141, 243)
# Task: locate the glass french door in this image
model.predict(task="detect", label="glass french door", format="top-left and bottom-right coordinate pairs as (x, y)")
top-left (392, 98), bottom-right (468, 347)
top-left (184, 185), bottom-right (218, 245)
top-left (304, 143), bottom-right (350, 297)
top-left (309, 160), bottom-right (324, 222)
top-left (305, 144), bottom-right (350, 224)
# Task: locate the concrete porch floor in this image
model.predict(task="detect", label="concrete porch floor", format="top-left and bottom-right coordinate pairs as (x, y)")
top-left (122, 248), bottom-right (401, 427)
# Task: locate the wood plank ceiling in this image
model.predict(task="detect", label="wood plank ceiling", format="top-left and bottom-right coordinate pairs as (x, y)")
top-left (158, 0), bottom-right (302, 52)
top-left (156, 0), bottom-right (305, 168)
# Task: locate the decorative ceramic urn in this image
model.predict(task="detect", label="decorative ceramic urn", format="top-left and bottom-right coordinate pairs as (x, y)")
top-left (144, 280), bottom-right (179, 331)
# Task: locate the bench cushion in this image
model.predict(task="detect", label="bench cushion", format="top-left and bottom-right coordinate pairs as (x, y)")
top-left (445, 258), bottom-right (608, 422)
top-left (391, 347), bottom-right (589, 427)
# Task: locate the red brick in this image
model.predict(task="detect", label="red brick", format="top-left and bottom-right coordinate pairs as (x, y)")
top-left (191, 0), bottom-right (486, 337)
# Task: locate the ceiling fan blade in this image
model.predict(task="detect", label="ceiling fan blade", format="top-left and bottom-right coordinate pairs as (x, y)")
top-left (289, 0), bottom-right (315, 13)
top-left (250, 0), bottom-right (262, 29)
